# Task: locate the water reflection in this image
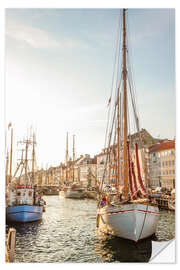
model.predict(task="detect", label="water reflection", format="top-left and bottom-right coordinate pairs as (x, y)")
top-left (6, 220), bottom-right (41, 236)
top-left (6, 197), bottom-right (175, 263)
top-left (95, 232), bottom-right (152, 262)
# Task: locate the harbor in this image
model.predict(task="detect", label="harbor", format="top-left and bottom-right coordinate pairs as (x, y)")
top-left (5, 8), bottom-right (175, 263)
top-left (6, 196), bottom-right (175, 263)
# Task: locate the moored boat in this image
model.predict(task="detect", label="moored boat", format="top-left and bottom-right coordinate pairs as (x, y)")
top-left (59, 133), bottom-right (86, 199)
top-left (6, 205), bottom-right (43, 223)
top-left (6, 130), bottom-right (45, 223)
top-left (59, 183), bottom-right (86, 199)
top-left (97, 200), bottom-right (159, 241)
top-left (6, 184), bottom-right (44, 222)
top-left (96, 9), bottom-right (159, 242)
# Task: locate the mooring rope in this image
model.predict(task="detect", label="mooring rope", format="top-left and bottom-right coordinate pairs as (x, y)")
top-left (138, 203), bottom-right (149, 241)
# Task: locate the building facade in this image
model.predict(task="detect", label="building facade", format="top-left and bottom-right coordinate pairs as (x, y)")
top-left (148, 140), bottom-right (175, 190)
top-left (78, 155), bottom-right (97, 188)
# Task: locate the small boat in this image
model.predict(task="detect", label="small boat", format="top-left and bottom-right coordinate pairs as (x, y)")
top-left (96, 9), bottom-right (159, 242)
top-left (43, 186), bottom-right (59, 195)
top-left (6, 130), bottom-right (45, 223)
top-left (60, 183), bottom-right (86, 199)
top-left (59, 133), bottom-right (86, 199)
top-left (6, 184), bottom-right (44, 222)
top-left (6, 204), bottom-right (43, 223)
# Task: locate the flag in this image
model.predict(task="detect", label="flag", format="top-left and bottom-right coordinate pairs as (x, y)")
top-left (8, 122), bottom-right (12, 129)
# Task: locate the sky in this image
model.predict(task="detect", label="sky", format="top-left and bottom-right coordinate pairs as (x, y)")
top-left (5, 8), bottom-right (175, 169)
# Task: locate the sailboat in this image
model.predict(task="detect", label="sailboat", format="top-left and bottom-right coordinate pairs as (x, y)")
top-left (96, 9), bottom-right (159, 242)
top-left (6, 129), bottom-right (45, 223)
top-left (59, 133), bottom-right (86, 199)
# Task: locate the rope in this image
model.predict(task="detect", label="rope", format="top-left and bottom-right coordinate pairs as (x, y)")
top-left (99, 76), bottom-right (123, 193)
top-left (104, 11), bottom-right (122, 149)
top-left (100, 11), bottom-right (123, 195)
top-left (131, 161), bottom-right (138, 198)
top-left (138, 203), bottom-right (149, 241)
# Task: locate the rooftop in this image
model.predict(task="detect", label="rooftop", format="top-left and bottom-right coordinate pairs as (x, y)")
top-left (148, 140), bottom-right (175, 153)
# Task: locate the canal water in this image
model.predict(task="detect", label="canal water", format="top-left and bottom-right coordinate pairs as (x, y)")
top-left (6, 196), bottom-right (175, 263)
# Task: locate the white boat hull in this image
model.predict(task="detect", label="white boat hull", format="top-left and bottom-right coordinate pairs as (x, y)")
top-left (59, 190), bottom-right (85, 199)
top-left (97, 203), bottom-right (159, 242)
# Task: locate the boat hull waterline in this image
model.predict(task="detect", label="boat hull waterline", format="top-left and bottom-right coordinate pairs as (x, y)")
top-left (59, 190), bottom-right (85, 199)
top-left (97, 203), bottom-right (159, 242)
top-left (6, 205), bottom-right (43, 223)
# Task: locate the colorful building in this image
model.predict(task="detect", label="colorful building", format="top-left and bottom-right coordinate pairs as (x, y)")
top-left (148, 140), bottom-right (175, 190)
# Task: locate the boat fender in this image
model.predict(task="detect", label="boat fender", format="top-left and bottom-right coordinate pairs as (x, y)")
top-left (96, 214), bottom-right (100, 228)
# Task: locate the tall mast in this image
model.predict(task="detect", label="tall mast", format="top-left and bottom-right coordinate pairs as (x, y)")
top-left (9, 128), bottom-right (13, 182)
top-left (6, 150), bottom-right (9, 184)
top-left (12, 149), bottom-right (24, 179)
top-left (117, 90), bottom-right (121, 192)
top-left (122, 9), bottom-right (129, 200)
top-left (32, 132), bottom-right (36, 185)
top-left (25, 138), bottom-right (29, 177)
top-left (72, 135), bottom-right (75, 182)
top-left (66, 132), bottom-right (69, 182)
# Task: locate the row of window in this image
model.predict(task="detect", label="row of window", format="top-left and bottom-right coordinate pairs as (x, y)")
top-left (150, 169), bottom-right (175, 176)
top-left (151, 149), bottom-right (174, 158)
top-left (162, 160), bottom-right (175, 167)
top-left (150, 171), bottom-right (160, 177)
top-left (162, 170), bottom-right (175, 175)
top-left (163, 179), bottom-right (174, 185)
top-left (150, 179), bottom-right (174, 186)
top-left (150, 160), bottom-right (175, 167)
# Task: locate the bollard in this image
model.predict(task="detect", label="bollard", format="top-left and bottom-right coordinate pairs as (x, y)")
top-left (7, 228), bottom-right (16, 262)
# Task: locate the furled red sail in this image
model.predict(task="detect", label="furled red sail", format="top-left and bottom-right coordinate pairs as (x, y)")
top-left (127, 141), bottom-right (135, 199)
top-left (131, 161), bottom-right (138, 199)
top-left (135, 143), bottom-right (147, 196)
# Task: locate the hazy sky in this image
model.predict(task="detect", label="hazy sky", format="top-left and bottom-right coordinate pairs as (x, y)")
top-left (5, 8), bottom-right (175, 168)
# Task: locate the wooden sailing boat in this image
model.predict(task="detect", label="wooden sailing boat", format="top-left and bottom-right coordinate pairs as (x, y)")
top-left (59, 133), bottom-right (85, 199)
top-left (96, 9), bottom-right (159, 242)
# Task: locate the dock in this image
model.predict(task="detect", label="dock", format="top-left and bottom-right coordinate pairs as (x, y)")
top-left (151, 194), bottom-right (175, 211)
